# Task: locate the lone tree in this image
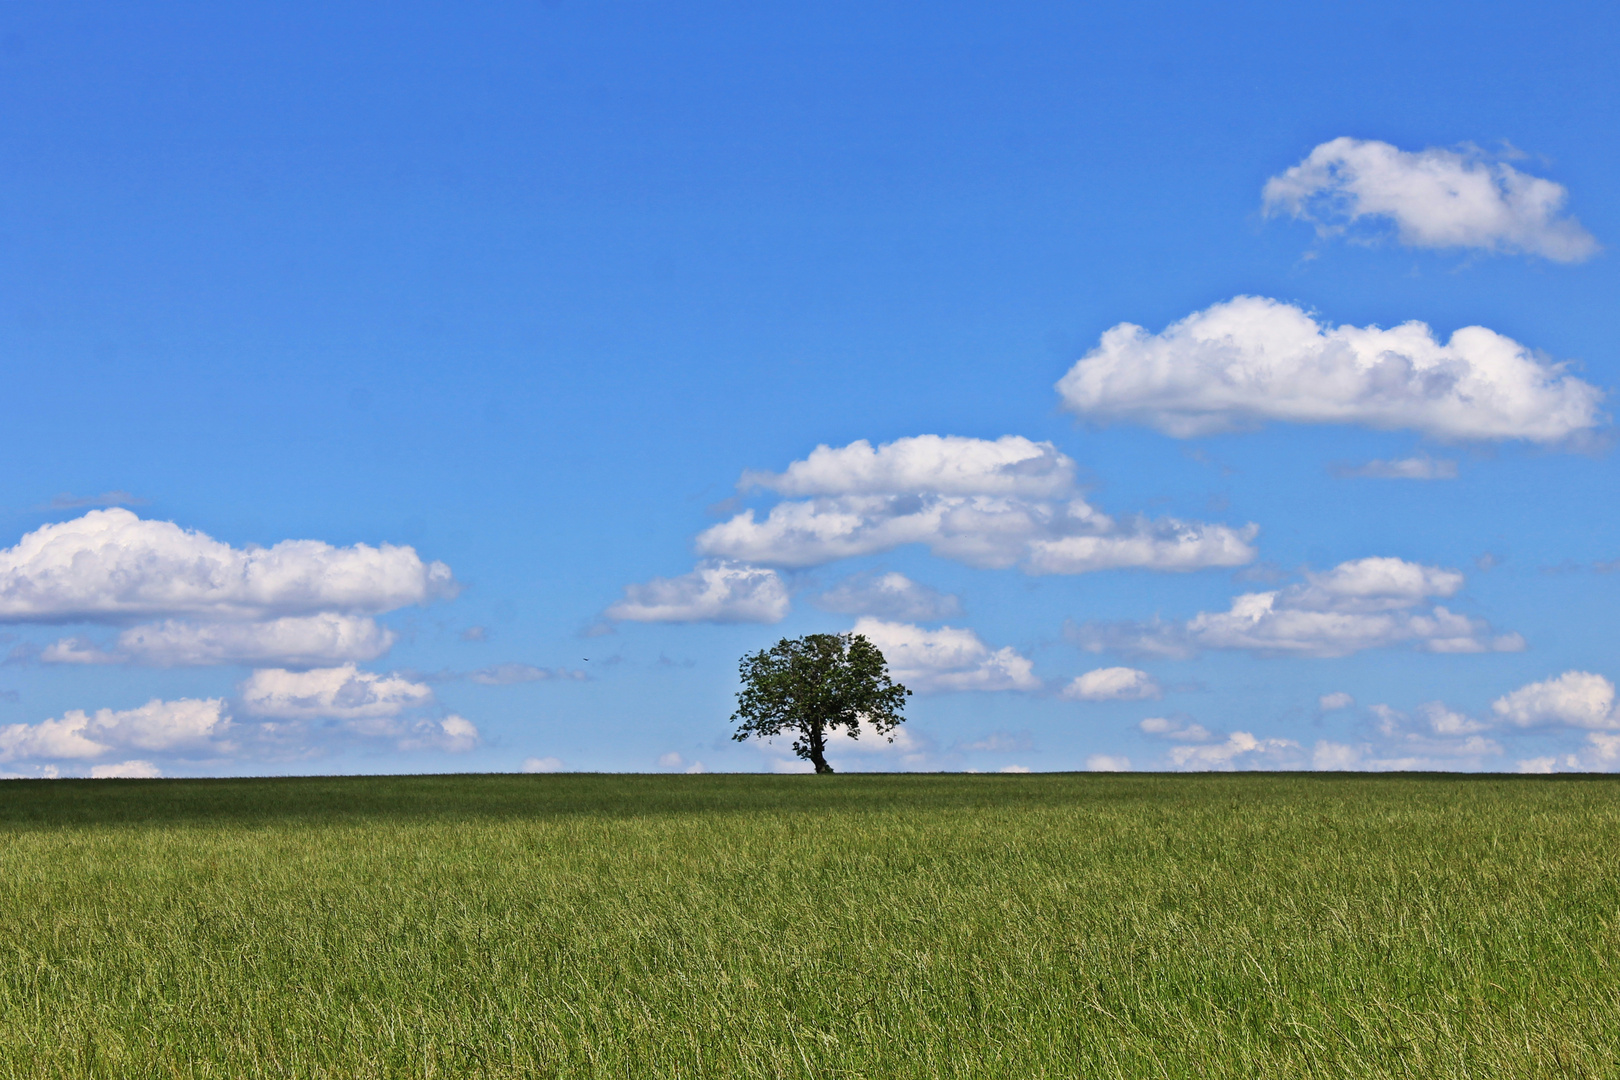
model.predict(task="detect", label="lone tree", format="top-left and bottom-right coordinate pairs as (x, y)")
top-left (732, 632), bottom-right (910, 774)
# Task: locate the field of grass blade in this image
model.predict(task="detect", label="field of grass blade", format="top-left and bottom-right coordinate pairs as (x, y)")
top-left (0, 773), bottom-right (1616, 1078)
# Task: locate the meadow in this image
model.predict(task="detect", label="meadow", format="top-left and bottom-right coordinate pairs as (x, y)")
top-left (0, 772), bottom-right (1616, 1078)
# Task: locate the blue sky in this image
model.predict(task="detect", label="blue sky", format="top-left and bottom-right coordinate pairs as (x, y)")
top-left (2, 1), bottom-right (1618, 776)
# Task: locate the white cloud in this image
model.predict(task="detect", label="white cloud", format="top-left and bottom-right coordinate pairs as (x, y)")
top-left (748, 726), bottom-right (936, 773)
top-left (1168, 732), bottom-right (1304, 771)
top-left (522, 756), bottom-right (564, 773)
top-left (700, 436), bottom-right (1257, 574)
top-left (1322, 703), bottom-right (1505, 770)
top-left (605, 561), bottom-right (789, 623)
top-left (1332, 457), bottom-right (1458, 480)
top-left (813, 571), bottom-right (962, 621)
top-left (396, 714), bottom-right (479, 753)
top-left (1491, 671), bottom-right (1617, 730)
top-left (844, 726), bottom-right (931, 764)
top-left (1418, 702), bottom-right (1492, 736)
top-left (1318, 691), bottom-right (1355, 712)
top-left (60, 614), bottom-right (397, 667)
top-left (469, 663), bottom-right (586, 685)
top-left (39, 637), bottom-right (121, 664)
top-left (1287, 557), bottom-right (1463, 614)
top-left (1086, 755), bottom-right (1132, 771)
top-left (90, 759), bottom-right (161, 779)
top-left (1073, 556), bottom-right (1521, 659)
top-left (239, 665), bottom-right (434, 721)
top-left (741, 435), bottom-right (1076, 498)
top-left (657, 752), bottom-right (685, 769)
top-left (0, 698), bottom-right (230, 763)
top-left (998, 764), bottom-right (1032, 774)
top-left (1312, 741), bottom-right (1362, 770)
top-left (853, 617), bottom-right (1039, 693)
top-left (0, 509), bottom-right (456, 623)
top-left (1317, 676), bottom-right (1620, 773)
top-left (1063, 666), bottom-right (1161, 702)
top-left (1518, 733), bottom-right (1620, 773)
top-left (1139, 716), bottom-right (1216, 742)
top-left (1262, 137), bottom-right (1599, 262)
top-left (1055, 296), bottom-right (1604, 442)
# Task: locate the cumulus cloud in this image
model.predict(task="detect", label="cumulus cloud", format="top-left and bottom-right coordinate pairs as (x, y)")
top-left (741, 435), bottom-right (1076, 498)
top-left (42, 614), bottom-right (398, 667)
top-left (1332, 457), bottom-right (1458, 480)
top-left (1055, 296), bottom-right (1604, 442)
top-left (1073, 556), bottom-right (1522, 659)
top-left (1316, 702), bottom-right (1505, 771)
top-left (0, 698), bottom-right (230, 763)
top-left (1517, 733), bottom-right (1620, 774)
top-left (746, 723), bottom-right (936, 772)
top-left (1315, 674), bottom-right (1620, 773)
top-left (1169, 732), bottom-right (1305, 771)
top-left (605, 561), bottom-right (789, 623)
top-left (396, 715), bottom-right (479, 753)
top-left (700, 436), bottom-right (1257, 574)
top-left (813, 571), bottom-right (962, 621)
top-left (239, 665), bottom-right (434, 720)
top-left (1139, 716), bottom-right (1216, 742)
top-left (0, 509), bottom-right (455, 623)
top-left (1318, 691), bottom-right (1355, 712)
top-left (1086, 755), bottom-right (1132, 771)
top-left (38, 637), bottom-right (121, 664)
top-left (852, 617), bottom-right (1039, 693)
top-left (1063, 666), bottom-right (1161, 702)
top-left (1492, 671), bottom-right (1617, 730)
top-left (1262, 137), bottom-right (1599, 262)
top-left (1128, 711), bottom-right (1306, 771)
top-left (0, 510), bottom-right (460, 669)
top-left (522, 756), bottom-right (564, 773)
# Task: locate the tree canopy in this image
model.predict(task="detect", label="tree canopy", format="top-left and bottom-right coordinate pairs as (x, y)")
top-left (731, 633), bottom-right (910, 774)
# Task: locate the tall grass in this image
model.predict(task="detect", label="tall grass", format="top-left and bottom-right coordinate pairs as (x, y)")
top-left (0, 773), bottom-right (1616, 1077)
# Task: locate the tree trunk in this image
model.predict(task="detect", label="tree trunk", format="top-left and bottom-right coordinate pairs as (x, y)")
top-left (808, 724), bottom-right (833, 774)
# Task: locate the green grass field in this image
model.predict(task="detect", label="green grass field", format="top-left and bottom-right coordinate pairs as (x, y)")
top-left (1, 773), bottom-right (1617, 1078)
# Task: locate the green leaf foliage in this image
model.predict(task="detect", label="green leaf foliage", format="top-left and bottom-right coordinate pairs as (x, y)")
top-left (731, 633), bottom-right (911, 773)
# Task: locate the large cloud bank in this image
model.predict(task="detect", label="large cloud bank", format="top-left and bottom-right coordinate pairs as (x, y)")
top-left (1056, 296), bottom-right (1604, 442)
top-left (698, 435), bottom-right (1257, 574)
top-left (2, 510), bottom-right (455, 668)
top-left (1262, 137), bottom-right (1599, 262)
top-left (0, 698), bottom-right (230, 763)
top-left (1128, 670), bottom-right (1620, 775)
top-left (0, 509), bottom-right (454, 621)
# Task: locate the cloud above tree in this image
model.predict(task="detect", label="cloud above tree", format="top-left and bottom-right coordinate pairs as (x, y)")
top-left (699, 435), bottom-right (1257, 573)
